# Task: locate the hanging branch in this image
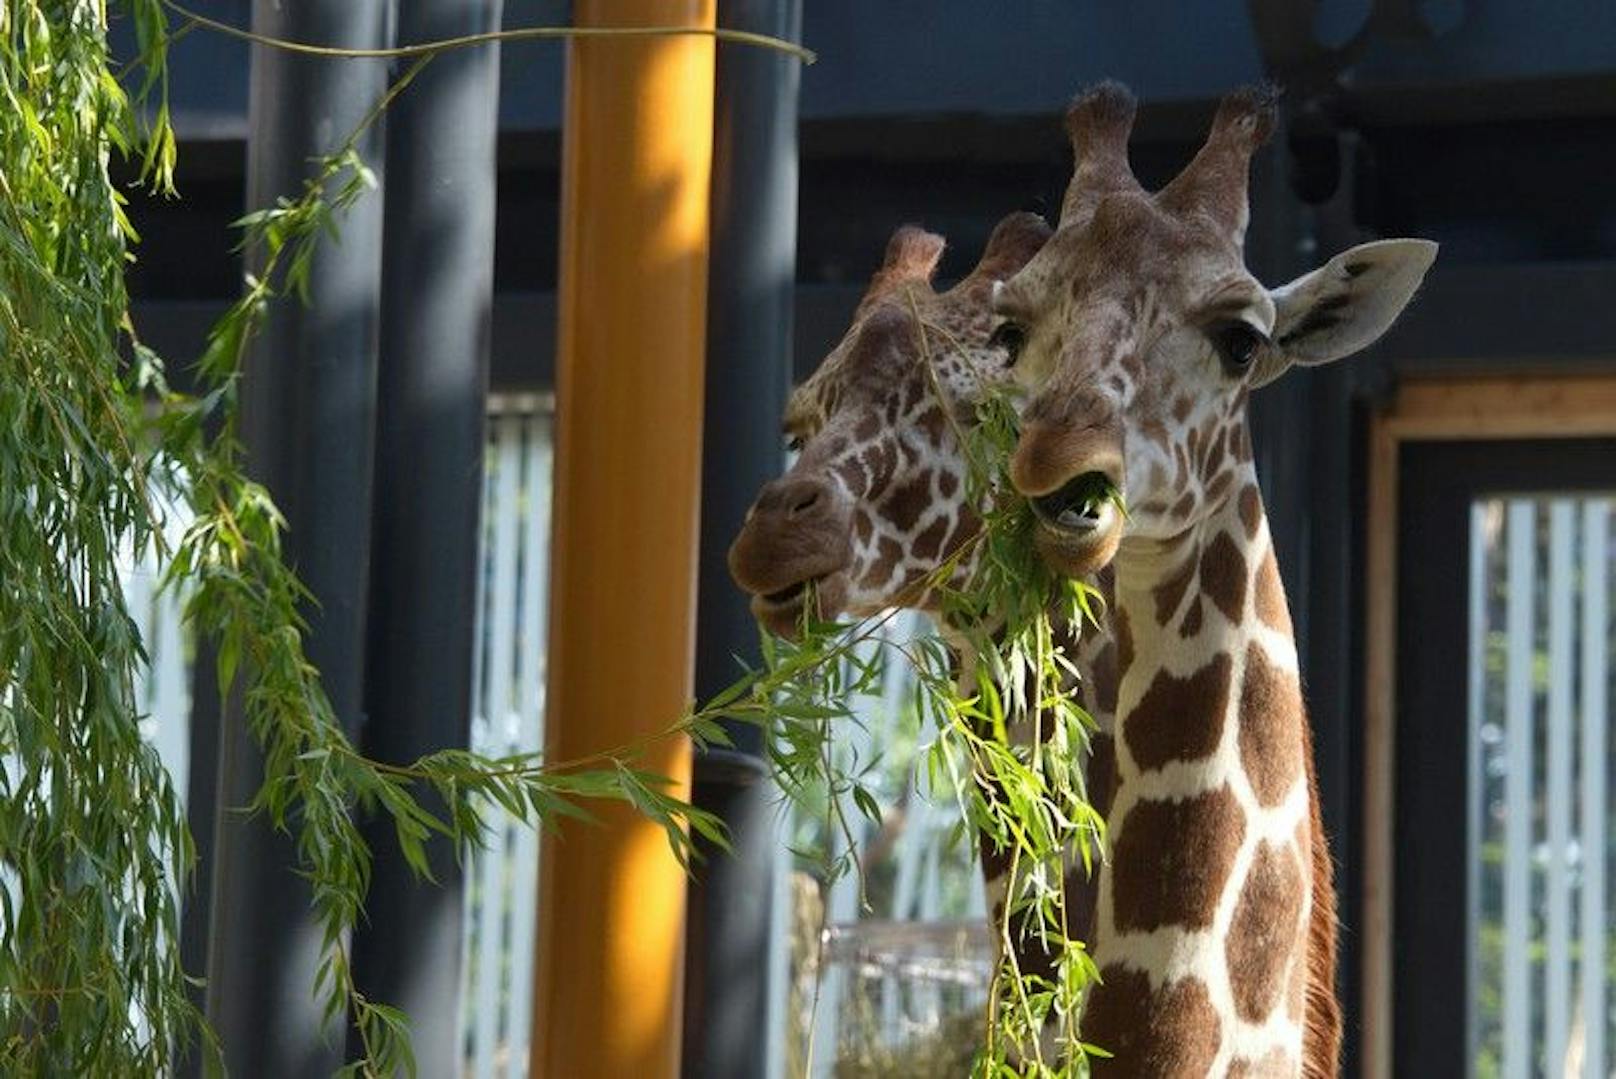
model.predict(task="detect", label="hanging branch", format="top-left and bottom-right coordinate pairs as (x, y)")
top-left (2, 0), bottom-right (1105, 1074)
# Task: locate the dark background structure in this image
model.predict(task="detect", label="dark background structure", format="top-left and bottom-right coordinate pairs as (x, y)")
top-left (123, 2), bottom-right (1616, 1074)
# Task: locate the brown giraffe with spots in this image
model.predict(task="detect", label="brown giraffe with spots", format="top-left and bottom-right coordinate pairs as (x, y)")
top-left (993, 82), bottom-right (1435, 1076)
top-left (727, 213), bottom-right (1120, 1050)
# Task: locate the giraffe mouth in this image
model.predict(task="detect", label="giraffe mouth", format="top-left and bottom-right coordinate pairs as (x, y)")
top-left (762, 580), bottom-right (813, 605)
top-left (1028, 472), bottom-right (1124, 577)
top-left (1030, 472), bottom-right (1119, 536)
top-left (749, 571), bottom-right (850, 639)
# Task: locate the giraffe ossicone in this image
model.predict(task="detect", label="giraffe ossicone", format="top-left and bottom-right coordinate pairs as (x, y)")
top-left (996, 81), bottom-right (1436, 1077)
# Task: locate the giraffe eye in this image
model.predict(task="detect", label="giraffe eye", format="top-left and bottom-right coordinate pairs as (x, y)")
top-left (785, 433), bottom-right (805, 453)
top-left (1209, 321), bottom-right (1267, 375)
top-left (988, 321), bottom-right (1026, 366)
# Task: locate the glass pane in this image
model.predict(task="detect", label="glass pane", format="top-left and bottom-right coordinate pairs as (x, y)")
top-left (1470, 496), bottom-right (1615, 1079)
top-left (785, 611), bottom-right (994, 1078)
top-left (462, 400), bottom-right (555, 1078)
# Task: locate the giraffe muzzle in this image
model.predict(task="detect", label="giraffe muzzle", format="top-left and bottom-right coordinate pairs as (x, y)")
top-left (728, 473), bottom-right (855, 638)
top-left (745, 571), bottom-right (851, 640)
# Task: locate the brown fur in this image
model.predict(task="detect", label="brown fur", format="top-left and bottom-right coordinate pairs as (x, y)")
top-left (1231, 1048), bottom-right (1298, 1077)
top-left (1123, 654), bottom-right (1232, 771)
top-left (1254, 546), bottom-right (1292, 634)
top-left (1111, 785), bottom-right (1245, 933)
top-left (1178, 595), bottom-right (1204, 638)
top-left (1225, 840), bottom-right (1306, 1022)
top-left (1111, 611), bottom-right (1134, 686)
top-left (1199, 529), bottom-right (1248, 624)
top-left (911, 515), bottom-right (948, 561)
top-left (1301, 738), bottom-right (1343, 1079)
top-left (1152, 553), bottom-right (1197, 626)
top-left (1238, 641), bottom-right (1305, 807)
top-left (1238, 483), bottom-right (1262, 539)
top-left (1084, 966), bottom-right (1221, 1078)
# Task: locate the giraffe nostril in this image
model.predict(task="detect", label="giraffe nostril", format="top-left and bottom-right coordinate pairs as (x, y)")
top-left (790, 490), bottom-right (821, 516)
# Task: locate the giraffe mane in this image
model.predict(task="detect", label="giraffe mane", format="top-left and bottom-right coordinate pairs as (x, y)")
top-left (1301, 750), bottom-right (1342, 1079)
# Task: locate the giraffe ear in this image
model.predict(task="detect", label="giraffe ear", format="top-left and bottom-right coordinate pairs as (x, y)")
top-left (1255, 239), bottom-right (1438, 386)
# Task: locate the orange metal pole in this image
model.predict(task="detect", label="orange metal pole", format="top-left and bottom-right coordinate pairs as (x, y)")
top-left (530, 2), bottom-right (716, 1077)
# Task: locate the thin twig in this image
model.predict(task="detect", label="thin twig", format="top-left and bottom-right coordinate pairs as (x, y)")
top-left (162, 1), bottom-right (815, 64)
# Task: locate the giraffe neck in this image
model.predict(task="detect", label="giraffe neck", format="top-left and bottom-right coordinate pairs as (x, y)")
top-left (1084, 464), bottom-right (1332, 1077)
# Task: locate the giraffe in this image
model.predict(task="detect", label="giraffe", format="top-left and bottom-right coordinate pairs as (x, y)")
top-left (991, 82), bottom-right (1436, 1076)
top-left (726, 212), bottom-right (1121, 1050)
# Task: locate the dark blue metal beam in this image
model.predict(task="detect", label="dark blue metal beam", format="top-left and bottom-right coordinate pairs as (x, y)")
top-left (199, 3), bottom-right (390, 1074)
top-left (684, 1), bottom-right (802, 1074)
top-left (348, 0), bottom-right (504, 1073)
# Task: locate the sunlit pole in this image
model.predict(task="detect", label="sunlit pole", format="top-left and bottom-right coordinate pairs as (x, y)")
top-left (530, 2), bottom-right (716, 1076)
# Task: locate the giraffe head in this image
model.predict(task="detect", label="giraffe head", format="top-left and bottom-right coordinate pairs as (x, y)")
top-left (729, 212), bottom-right (1052, 637)
top-left (994, 82), bottom-right (1436, 576)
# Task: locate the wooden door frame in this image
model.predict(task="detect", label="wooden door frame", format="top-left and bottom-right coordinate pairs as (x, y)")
top-left (1362, 373), bottom-right (1616, 1078)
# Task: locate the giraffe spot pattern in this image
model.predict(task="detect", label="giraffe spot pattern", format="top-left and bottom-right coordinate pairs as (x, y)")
top-left (864, 441), bottom-right (898, 497)
top-left (835, 457), bottom-right (868, 495)
top-left (1201, 426), bottom-right (1229, 477)
top-left (883, 470), bottom-right (933, 533)
top-left (942, 504), bottom-right (979, 561)
top-left (1229, 1048), bottom-right (1297, 1078)
top-left (1178, 595), bottom-right (1203, 639)
top-left (1083, 966), bottom-right (1221, 1078)
top-left (1092, 640), bottom-right (1120, 714)
top-left (1152, 554), bottom-right (1196, 626)
top-left (1226, 840), bottom-right (1306, 1023)
top-left (1230, 422), bottom-right (1252, 463)
top-left (867, 535), bottom-right (903, 590)
top-left (1057, 737), bottom-right (1118, 976)
top-left (1116, 606), bottom-right (1135, 677)
top-left (1199, 529), bottom-right (1247, 624)
top-left (1238, 483), bottom-right (1262, 539)
top-left (901, 429), bottom-right (926, 468)
top-left (853, 508), bottom-right (873, 545)
top-left (1254, 545), bottom-right (1292, 633)
top-left (1111, 784), bottom-right (1245, 933)
top-left (1169, 489), bottom-right (1198, 521)
top-left (911, 515), bottom-right (949, 561)
top-left (1287, 926), bottom-right (1308, 1022)
top-left (1239, 641), bottom-right (1305, 807)
top-left (1123, 653), bottom-right (1232, 772)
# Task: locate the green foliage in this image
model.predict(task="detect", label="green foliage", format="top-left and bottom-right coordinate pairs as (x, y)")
top-left (941, 390), bottom-right (1109, 1075)
top-left (1, 3), bottom-right (1096, 1076)
top-left (0, 5), bottom-right (733, 1075)
top-left (0, 2), bottom-right (200, 1072)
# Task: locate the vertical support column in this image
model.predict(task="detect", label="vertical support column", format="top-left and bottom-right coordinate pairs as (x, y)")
top-left (1502, 500), bottom-right (1535, 1079)
top-left (350, 0), bottom-right (503, 1073)
top-left (1581, 502), bottom-right (1609, 1079)
top-left (684, 0), bottom-right (801, 1076)
top-left (530, 3), bottom-right (716, 1077)
top-left (1545, 501), bottom-right (1575, 1073)
top-left (202, 2), bottom-right (390, 1075)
